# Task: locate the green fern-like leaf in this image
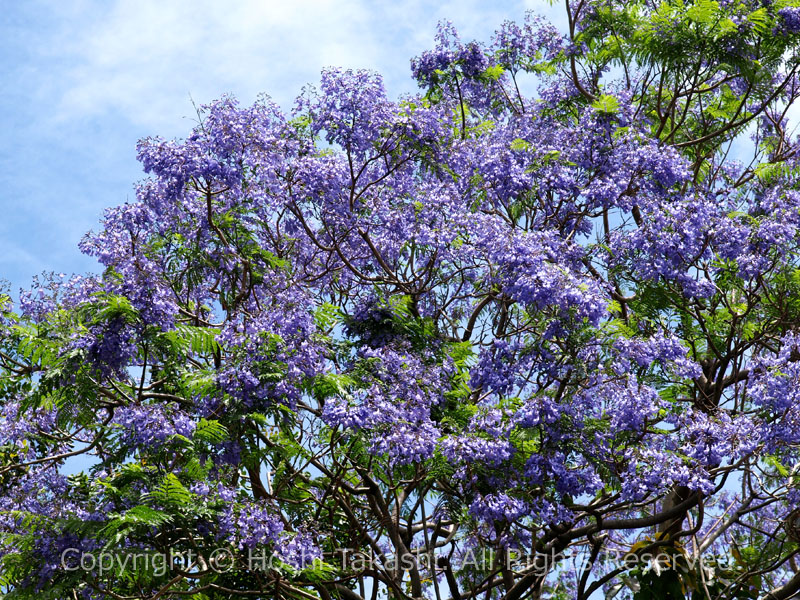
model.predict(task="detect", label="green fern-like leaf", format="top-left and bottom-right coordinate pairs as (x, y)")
top-left (194, 418), bottom-right (228, 443)
top-left (149, 473), bottom-right (192, 507)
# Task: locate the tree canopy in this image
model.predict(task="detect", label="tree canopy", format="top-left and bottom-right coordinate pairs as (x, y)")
top-left (3, 1), bottom-right (800, 599)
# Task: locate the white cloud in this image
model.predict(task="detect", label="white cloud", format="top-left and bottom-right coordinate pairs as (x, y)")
top-left (44, 0), bottom-right (545, 133)
top-left (52, 0), bottom-right (386, 131)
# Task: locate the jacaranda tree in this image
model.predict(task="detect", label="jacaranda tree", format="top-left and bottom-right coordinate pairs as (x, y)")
top-left (3, 1), bottom-right (800, 598)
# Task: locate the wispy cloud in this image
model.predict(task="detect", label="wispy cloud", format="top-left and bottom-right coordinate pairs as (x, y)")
top-left (53, 0), bottom-right (382, 130)
top-left (46, 0), bottom-right (540, 131)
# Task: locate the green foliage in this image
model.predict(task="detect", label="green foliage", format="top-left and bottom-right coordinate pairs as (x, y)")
top-left (591, 93), bottom-right (621, 114)
top-left (193, 418), bottom-right (228, 444)
top-left (148, 473), bottom-right (193, 508)
top-left (163, 324), bottom-right (221, 356)
top-left (101, 505), bottom-right (173, 543)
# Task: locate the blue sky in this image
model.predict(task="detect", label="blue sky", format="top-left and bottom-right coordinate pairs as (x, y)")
top-left (0, 0), bottom-right (562, 296)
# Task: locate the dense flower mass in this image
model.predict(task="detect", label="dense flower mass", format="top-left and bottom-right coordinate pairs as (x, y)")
top-left (2, 1), bottom-right (800, 599)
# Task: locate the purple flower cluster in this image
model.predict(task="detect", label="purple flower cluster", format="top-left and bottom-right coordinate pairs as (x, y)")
top-left (778, 7), bottom-right (800, 33)
top-left (469, 492), bottom-right (529, 523)
top-left (492, 13), bottom-right (564, 69)
top-left (321, 343), bottom-right (449, 464)
top-left (69, 316), bottom-right (138, 378)
top-left (276, 529), bottom-right (322, 569)
top-left (218, 500), bottom-right (284, 550)
top-left (113, 404), bottom-right (195, 449)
